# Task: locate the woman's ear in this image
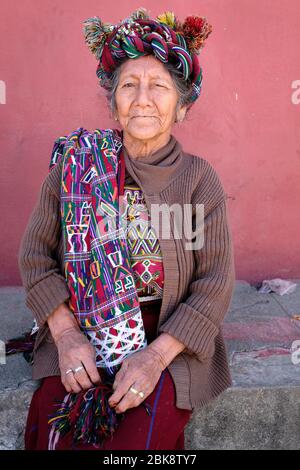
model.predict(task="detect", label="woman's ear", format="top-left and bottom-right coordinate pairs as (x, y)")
top-left (176, 105), bottom-right (187, 123)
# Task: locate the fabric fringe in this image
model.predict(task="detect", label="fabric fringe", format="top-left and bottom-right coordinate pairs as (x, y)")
top-left (48, 369), bottom-right (152, 447)
top-left (5, 330), bottom-right (37, 364)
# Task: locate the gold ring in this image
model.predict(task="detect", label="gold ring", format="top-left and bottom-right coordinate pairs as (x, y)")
top-left (73, 366), bottom-right (84, 374)
top-left (65, 368), bottom-right (73, 375)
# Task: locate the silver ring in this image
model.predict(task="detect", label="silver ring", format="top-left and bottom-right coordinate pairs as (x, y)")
top-left (129, 386), bottom-right (144, 399)
top-left (65, 368), bottom-right (73, 376)
top-left (73, 366), bottom-right (84, 374)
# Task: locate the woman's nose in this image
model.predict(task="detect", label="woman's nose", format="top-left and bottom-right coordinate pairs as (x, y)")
top-left (134, 85), bottom-right (153, 105)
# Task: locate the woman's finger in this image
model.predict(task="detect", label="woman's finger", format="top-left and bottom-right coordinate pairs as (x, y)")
top-left (61, 377), bottom-right (72, 393)
top-left (115, 383), bottom-right (147, 414)
top-left (65, 371), bottom-right (83, 393)
top-left (110, 370), bottom-right (135, 405)
top-left (81, 356), bottom-right (102, 385)
top-left (112, 361), bottom-right (129, 391)
top-left (72, 365), bottom-right (94, 390)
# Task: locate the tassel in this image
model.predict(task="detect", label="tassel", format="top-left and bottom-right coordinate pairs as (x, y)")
top-left (156, 11), bottom-right (178, 29)
top-left (49, 384), bottom-right (120, 446)
top-left (130, 7), bottom-right (150, 21)
top-left (48, 369), bottom-right (152, 447)
top-left (82, 17), bottom-right (114, 61)
top-left (180, 16), bottom-right (212, 55)
top-left (5, 330), bottom-right (37, 355)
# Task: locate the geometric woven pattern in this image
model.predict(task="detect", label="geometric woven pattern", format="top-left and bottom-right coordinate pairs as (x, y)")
top-left (86, 310), bottom-right (147, 367)
top-left (122, 185), bottom-right (164, 302)
top-left (49, 127), bottom-right (147, 374)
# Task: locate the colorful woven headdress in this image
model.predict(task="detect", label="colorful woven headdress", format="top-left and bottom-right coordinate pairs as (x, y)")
top-left (83, 7), bottom-right (212, 108)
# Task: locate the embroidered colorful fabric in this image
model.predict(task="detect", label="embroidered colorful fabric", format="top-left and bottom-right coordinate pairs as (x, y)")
top-left (122, 184), bottom-right (164, 302)
top-left (49, 127), bottom-right (149, 374)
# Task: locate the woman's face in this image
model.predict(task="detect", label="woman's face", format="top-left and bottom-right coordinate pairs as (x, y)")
top-left (114, 55), bottom-right (186, 142)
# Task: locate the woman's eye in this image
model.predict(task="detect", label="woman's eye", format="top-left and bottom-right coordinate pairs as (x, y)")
top-left (123, 83), bottom-right (165, 88)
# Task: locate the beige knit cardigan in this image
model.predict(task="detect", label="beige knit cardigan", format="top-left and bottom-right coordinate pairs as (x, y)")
top-left (18, 134), bottom-right (235, 411)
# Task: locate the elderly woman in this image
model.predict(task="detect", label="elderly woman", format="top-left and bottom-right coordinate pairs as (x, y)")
top-left (17, 8), bottom-right (235, 450)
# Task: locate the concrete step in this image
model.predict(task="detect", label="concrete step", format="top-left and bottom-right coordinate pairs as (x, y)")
top-left (0, 282), bottom-right (300, 450)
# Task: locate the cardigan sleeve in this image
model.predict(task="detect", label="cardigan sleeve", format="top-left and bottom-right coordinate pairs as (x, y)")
top-left (18, 159), bottom-right (71, 328)
top-left (158, 162), bottom-right (235, 362)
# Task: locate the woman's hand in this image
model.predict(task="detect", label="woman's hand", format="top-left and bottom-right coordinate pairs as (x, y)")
top-left (55, 328), bottom-right (102, 393)
top-left (47, 302), bottom-right (101, 393)
top-left (108, 347), bottom-right (165, 414)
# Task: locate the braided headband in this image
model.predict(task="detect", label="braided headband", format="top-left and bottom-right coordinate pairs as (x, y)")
top-left (83, 8), bottom-right (212, 107)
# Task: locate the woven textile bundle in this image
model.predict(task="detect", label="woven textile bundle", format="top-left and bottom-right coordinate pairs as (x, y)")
top-left (47, 127), bottom-right (152, 448)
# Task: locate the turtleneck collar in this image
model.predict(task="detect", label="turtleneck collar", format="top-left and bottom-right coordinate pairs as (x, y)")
top-left (121, 131), bottom-right (191, 195)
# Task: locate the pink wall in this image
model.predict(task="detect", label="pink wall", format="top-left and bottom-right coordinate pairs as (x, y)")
top-left (1, 0), bottom-right (300, 285)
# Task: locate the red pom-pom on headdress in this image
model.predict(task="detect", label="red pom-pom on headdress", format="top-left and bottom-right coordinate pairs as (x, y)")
top-left (179, 16), bottom-right (212, 55)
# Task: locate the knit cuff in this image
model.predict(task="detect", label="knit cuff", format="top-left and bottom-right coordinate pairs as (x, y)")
top-left (25, 273), bottom-right (71, 327)
top-left (158, 303), bottom-right (219, 361)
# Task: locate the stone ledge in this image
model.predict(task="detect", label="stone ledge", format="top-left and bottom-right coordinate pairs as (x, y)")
top-left (185, 386), bottom-right (300, 450)
top-left (0, 379), bottom-right (40, 450)
top-left (1, 281), bottom-right (300, 450)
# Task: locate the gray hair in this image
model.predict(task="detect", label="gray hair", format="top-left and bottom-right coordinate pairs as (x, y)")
top-left (102, 59), bottom-right (194, 122)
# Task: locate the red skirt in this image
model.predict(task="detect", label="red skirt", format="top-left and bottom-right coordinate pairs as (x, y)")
top-left (25, 299), bottom-right (192, 450)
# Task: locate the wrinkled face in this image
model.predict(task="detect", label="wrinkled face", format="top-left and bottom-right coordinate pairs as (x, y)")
top-left (114, 55), bottom-right (185, 141)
